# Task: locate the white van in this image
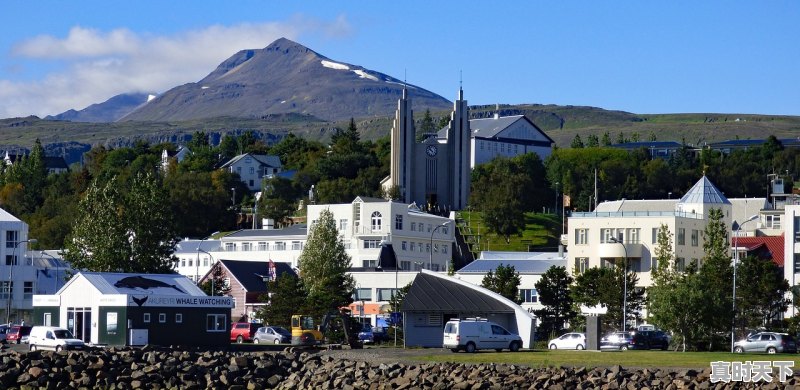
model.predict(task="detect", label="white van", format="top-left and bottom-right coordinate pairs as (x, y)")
top-left (28, 326), bottom-right (86, 352)
top-left (443, 318), bottom-right (522, 353)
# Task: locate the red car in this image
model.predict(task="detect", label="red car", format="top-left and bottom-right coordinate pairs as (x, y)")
top-left (230, 322), bottom-right (262, 343)
top-left (6, 326), bottom-right (32, 344)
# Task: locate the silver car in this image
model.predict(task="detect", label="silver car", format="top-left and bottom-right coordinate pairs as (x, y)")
top-left (733, 332), bottom-right (797, 354)
top-left (253, 326), bottom-right (291, 344)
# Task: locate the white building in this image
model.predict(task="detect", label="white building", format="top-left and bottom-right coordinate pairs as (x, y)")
top-left (567, 176), bottom-right (734, 291)
top-left (466, 114), bottom-right (554, 168)
top-left (784, 205), bottom-right (800, 317)
top-left (220, 153), bottom-right (282, 192)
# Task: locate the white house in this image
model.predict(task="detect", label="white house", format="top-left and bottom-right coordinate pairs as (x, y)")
top-left (220, 153), bottom-right (282, 191)
top-left (160, 146), bottom-right (191, 172)
top-left (467, 114), bottom-right (554, 167)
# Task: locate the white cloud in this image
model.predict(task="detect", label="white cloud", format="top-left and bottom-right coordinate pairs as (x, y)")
top-left (0, 15), bottom-right (352, 118)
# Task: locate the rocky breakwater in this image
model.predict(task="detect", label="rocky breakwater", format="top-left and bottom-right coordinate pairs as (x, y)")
top-left (0, 346), bottom-right (798, 389)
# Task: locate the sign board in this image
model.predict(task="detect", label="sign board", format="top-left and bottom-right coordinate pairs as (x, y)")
top-left (32, 295), bottom-right (60, 306)
top-left (389, 312), bottom-right (403, 325)
top-left (580, 304), bottom-right (608, 315)
top-left (126, 294), bottom-right (234, 308)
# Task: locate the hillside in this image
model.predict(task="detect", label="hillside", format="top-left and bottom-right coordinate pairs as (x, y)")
top-left (45, 93), bottom-right (155, 123)
top-left (120, 38), bottom-right (452, 122)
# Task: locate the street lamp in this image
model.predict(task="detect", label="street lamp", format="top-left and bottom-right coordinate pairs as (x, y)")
top-left (609, 236), bottom-right (628, 333)
top-left (199, 249), bottom-right (214, 296)
top-left (429, 221), bottom-right (451, 271)
top-left (731, 214), bottom-right (758, 352)
top-left (195, 237), bottom-right (209, 285)
top-left (7, 238), bottom-right (36, 324)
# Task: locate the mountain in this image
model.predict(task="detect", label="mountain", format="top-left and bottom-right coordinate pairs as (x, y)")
top-left (121, 38), bottom-right (452, 122)
top-left (46, 93), bottom-right (155, 123)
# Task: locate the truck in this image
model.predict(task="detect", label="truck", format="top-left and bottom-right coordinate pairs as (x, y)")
top-left (290, 312), bottom-right (362, 349)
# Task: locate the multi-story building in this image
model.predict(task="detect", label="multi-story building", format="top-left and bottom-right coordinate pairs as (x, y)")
top-left (220, 153), bottom-right (282, 191)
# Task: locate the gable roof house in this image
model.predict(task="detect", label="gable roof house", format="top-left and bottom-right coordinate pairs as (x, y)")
top-left (160, 146), bottom-right (191, 172)
top-left (220, 153), bottom-right (283, 191)
top-left (4, 151), bottom-right (69, 175)
top-left (200, 259), bottom-right (296, 322)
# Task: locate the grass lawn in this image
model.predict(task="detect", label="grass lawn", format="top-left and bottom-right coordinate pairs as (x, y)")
top-left (413, 349), bottom-right (800, 370)
top-left (457, 211), bottom-right (561, 254)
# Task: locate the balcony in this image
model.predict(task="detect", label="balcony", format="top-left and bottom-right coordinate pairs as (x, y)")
top-left (598, 242), bottom-right (643, 258)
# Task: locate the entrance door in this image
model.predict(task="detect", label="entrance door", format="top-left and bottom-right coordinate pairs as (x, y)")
top-left (67, 307), bottom-right (92, 343)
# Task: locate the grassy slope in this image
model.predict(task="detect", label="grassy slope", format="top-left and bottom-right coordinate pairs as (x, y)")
top-left (415, 349), bottom-right (800, 370)
top-left (2, 104), bottom-right (797, 148)
top-left (456, 211), bottom-right (561, 256)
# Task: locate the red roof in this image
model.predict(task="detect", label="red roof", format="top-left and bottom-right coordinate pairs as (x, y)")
top-left (733, 234), bottom-right (784, 267)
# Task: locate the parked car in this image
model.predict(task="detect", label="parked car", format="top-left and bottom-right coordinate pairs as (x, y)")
top-left (253, 326), bottom-right (291, 344)
top-left (548, 332), bottom-right (586, 350)
top-left (443, 318), bottom-right (522, 353)
top-left (358, 326), bottom-right (389, 344)
top-left (231, 322), bottom-right (263, 343)
top-left (600, 331), bottom-right (634, 351)
top-left (6, 325), bottom-right (32, 344)
top-left (28, 326), bottom-right (85, 351)
top-left (733, 332), bottom-right (797, 354)
top-left (630, 330), bottom-right (670, 350)
top-left (0, 324), bottom-right (9, 343)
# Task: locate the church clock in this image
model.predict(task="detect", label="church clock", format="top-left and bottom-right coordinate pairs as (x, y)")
top-left (426, 144), bottom-right (438, 157)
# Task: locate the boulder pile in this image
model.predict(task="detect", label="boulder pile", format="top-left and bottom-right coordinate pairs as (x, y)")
top-left (0, 346), bottom-right (795, 389)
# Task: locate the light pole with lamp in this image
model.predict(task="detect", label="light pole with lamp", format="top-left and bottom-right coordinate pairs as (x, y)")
top-left (609, 236), bottom-right (628, 332)
top-left (7, 238), bottom-right (36, 324)
top-left (429, 221), bottom-right (451, 271)
top-left (731, 215), bottom-right (758, 352)
top-left (195, 237), bottom-right (209, 285)
top-left (199, 249), bottom-right (215, 296)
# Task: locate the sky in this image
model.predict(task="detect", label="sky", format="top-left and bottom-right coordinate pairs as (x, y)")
top-left (1, 1), bottom-right (798, 119)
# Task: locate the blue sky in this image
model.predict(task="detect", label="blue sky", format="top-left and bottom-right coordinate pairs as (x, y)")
top-left (1, 1), bottom-right (798, 118)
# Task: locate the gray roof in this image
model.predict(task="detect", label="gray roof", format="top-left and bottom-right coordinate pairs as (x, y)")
top-left (174, 239), bottom-right (222, 254)
top-left (223, 224), bottom-right (307, 239)
top-left (459, 253), bottom-right (566, 274)
top-left (402, 272), bottom-right (513, 313)
top-left (679, 176), bottom-right (731, 205)
top-left (354, 196), bottom-right (387, 203)
top-left (436, 115), bottom-right (553, 143)
top-left (74, 272), bottom-right (206, 296)
top-left (220, 153), bottom-right (282, 169)
top-left (595, 199), bottom-right (678, 213)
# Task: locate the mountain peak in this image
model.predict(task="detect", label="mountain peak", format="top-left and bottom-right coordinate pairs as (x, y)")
top-left (121, 39), bottom-right (451, 122)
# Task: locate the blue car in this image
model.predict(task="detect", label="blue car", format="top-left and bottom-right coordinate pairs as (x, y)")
top-left (358, 326), bottom-right (388, 344)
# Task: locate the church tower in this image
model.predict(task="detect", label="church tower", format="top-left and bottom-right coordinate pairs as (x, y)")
top-left (389, 87), bottom-right (415, 203)
top-left (446, 88), bottom-right (471, 210)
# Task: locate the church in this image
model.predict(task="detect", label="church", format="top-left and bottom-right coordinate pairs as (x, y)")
top-left (381, 87), bottom-right (472, 211)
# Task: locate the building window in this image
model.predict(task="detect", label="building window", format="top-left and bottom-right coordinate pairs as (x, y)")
top-left (418, 243), bottom-right (423, 252)
top-left (395, 214), bottom-right (403, 230)
top-left (362, 259), bottom-right (377, 268)
top-left (176, 313), bottom-right (183, 323)
top-left (353, 288), bottom-right (372, 301)
top-left (401, 241), bottom-right (407, 251)
top-left (442, 245), bottom-right (448, 254)
top-left (188, 259), bottom-right (193, 267)
top-left (159, 313), bottom-right (166, 323)
top-left (225, 243), bottom-right (235, 251)
top-left (410, 242), bottom-right (416, 251)
top-left (377, 288), bottom-right (397, 301)
top-left (426, 243), bottom-right (431, 253)
top-left (181, 259), bottom-right (186, 267)
top-left (766, 215), bottom-right (781, 229)
top-left (433, 244), bottom-right (438, 253)
top-left (23, 281), bottom-right (33, 299)
top-left (652, 227), bottom-right (659, 244)
top-left (292, 241), bottom-right (303, 250)
top-left (203, 257), bottom-right (209, 266)
top-left (414, 262), bottom-right (423, 271)
top-left (675, 257), bottom-right (686, 272)
top-left (575, 229), bottom-right (588, 245)
top-left (677, 228), bottom-right (686, 245)
top-left (144, 313), bottom-right (151, 323)
top-left (363, 240), bottom-right (380, 249)
top-left (206, 314), bottom-right (226, 332)
top-left (0, 281), bottom-right (11, 299)
top-left (691, 230), bottom-right (699, 246)
top-left (274, 242), bottom-right (286, 251)
top-left (427, 313), bottom-right (442, 326)
top-left (519, 289), bottom-right (538, 303)
top-left (600, 228), bottom-right (621, 244)
top-left (5, 231), bottom-right (18, 249)
top-left (249, 167), bottom-right (255, 174)
top-left (258, 242), bottom-right (267, 251)
top-left (427, 224), bottom-right (432, 233)
top-left (411, 222), bottom-right (416, 232)
top-left (400, 260), bottom-right (410, 270)
top-left (575, 257), bottom-right (589, 274)
top-left (339, 219), bottom-right (348, 231)
top-left (627, 228), bottom-right (640, 244)
top-left (371, 211), bottom-right (382, 231)
top-left (600, 258), bottom-right (615, 269)
top-left (794, 254), bottom-right (800, 273)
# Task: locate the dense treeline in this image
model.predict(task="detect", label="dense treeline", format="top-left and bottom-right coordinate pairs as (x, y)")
top-left (1, 130), bottom-right (796, 252)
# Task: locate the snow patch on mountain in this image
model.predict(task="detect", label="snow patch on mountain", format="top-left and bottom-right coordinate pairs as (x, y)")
top-left (321, 60), bottom-right (349, 70)
top-left (352, 69), bottom-right (379, 81)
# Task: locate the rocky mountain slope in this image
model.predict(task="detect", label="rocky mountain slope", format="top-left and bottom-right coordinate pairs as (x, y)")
top-left (120, 38), bottom-right (452, 122)
top-left (46, 93), bottom-right (155, 123)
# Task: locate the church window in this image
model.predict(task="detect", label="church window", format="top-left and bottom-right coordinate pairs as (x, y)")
top-left (371, 211), bottom-right (382, 231)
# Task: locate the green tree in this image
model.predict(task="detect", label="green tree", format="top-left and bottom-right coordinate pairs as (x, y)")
top-left (481, 264), bottom-right (522, 304)
top-left (533, 266), bottom-right (576, 336)
top-left (570, 134), bottom-right (584, 148)
top-left (298, 209), bottom-right (356, 317)
top-left (735, 255), bottom-right (790, 332)
top-left (586, 134), bottom-right (599, 148)
top-left (571, 266), bottom-right (644, 331)
top-left (601, 132), bottom-right (612, 146)
top-left (256, 273), bottom-right (307, 327)
top-left (388, 282), bottom-right (412, 313)
top-left (200, 262), bottom-right (232, 296)
top-left (698, 207), bottom-right (732, 348)
top-left (65, 172), bottom-right (178, 273)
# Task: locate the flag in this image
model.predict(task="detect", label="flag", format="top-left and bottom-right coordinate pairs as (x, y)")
top-left (268, 259), bottom-right (277, 281)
